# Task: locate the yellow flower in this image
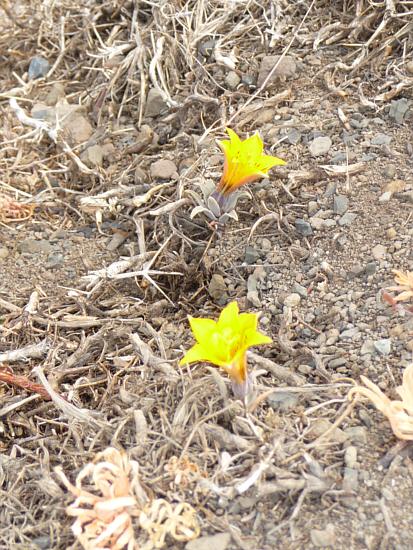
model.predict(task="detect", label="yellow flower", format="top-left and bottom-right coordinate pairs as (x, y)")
top-left (348, 364), bottom-right (413, 441)
top-left (179, 301), bottom-right (272, 395)
top-left (387, 269), bottom-right (413, 302)
top-left (217, 128), bottom-right (285, 195)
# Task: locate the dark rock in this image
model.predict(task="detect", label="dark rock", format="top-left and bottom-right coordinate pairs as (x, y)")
top-left (295, 218), bottom-right (313, 236)
top-left (28, 56), bottom-right (50, 79)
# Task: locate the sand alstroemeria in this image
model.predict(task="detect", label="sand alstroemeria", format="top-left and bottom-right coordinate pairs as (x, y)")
top-left (179, 301), bottom-right (272, 398)
top-left (189, 128), bottom-right (285, 224)
top-left (216, 128), bottom-right (285, 196)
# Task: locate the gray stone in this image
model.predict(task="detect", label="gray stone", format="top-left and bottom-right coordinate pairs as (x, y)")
top-left (309, 136), bottom-right (332, 157)
top-left (324, 181), bottom-right (337, 197)
top-left (374, 338), bottom-right (391, 355)
top-left (144, 88), bottom-right (168, 117)
top-left (343, 467), bottom-right (359, 491)
top-left (389, 98), bottom-right (411, 124)
top-left (344, 446), bottom-right (358, 468)
top-left (379, 191), bottom-right (392, 203)
top-left (308, 201), bottom-right (318, 216)
top-left (18, 239), bottom-right (53, 254)
top-left (260, 238), bottom-right (272, 252)
top-left (360, 340), bottom-right (375, 355)
top-left (46, 252), bottom-right (64, 268)
top-left (310, 217), bottom-right (324, 230)
top-left (257, 55), bottom-right (297, 88)
top-left (244, 246), bottom-right (260, 264)
top-left (28, 56), bottom-right (50, 79)
top-left (323, 218), bottom-right (336, 228)
top-left (328, 357), bottom-right (347, 369)
top-left (310, 524), bottom-right (336, 547)
top-left (364, 262), bottom-right (377, 276)
top-left (186, 532), bottom-right (231, 550)
top-left (330, 151), bottom-right (348, 163)
top-left (371, 133), bottom-right (392, 146)
top-left (285, 128), bottom-right (301, 144)
top-left (383, 165), bottom-right (397, 179)
top-left (284, 293), bottom-right (301, 308)
top-left (293, 283), bottom-right (308, 299)
top-left (207, 274), bottom-right (228, 302)
top-left (225, 71), bottom-right (241, 89)
top-left (348, 264), bottom-right (364, 278)
top-left (45, 83), bottom-right (65, 106)
top-left (31, 535), bottom-right (51, 550)
top-left (338, 212), bottom-right (357, 226)
top-left (295, 218), bottom-right (313, 236)
top-left (241, 74), bottom-right (256, 87)
top-left (340, 327), bottom-right (359, 339)
top-left (267, 391), bottom-right (299, 412)
top-left (344, 426), bottom-right (368, 445)
top-left (350, 117), bottom-right (368, 129)
top-left (308, 418), bottom-right (348, 444)
top-left (80, 145), bottom-right (104, 167)
top-left (371, 244), bottom-right (386, 261)
top-left (150, 159), bottom-right (177, 180)
top-left (333, 194), bottom-right (349, 215)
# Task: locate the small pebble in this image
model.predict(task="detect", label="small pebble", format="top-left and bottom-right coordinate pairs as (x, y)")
top-left (283, 293), bottom-right (301, 308)
top-left (371, 133), bottom-right (392, 146)
top-left (244, 246), bottom-right (260, 265)
top-left (383, 165), bottom-right (396, 178)
top-left (344, 446), bottom-right (358, 468)
top-left (28, 56), bottom-right (50, 79)
top-left (186, 533), bottom-right (231, 550)
top-left (295, 218), bottom-right (313, 236)
top-left (344, 426), bottom-right (368, 445)
top-left (386, 227), bottom-right (397, 239)
top-left (145, 88), bottom-right (168, 117)
top-left (150, 159), bottom-right (178, 179)
top-left (374, 338), bottom-right (391, 355)
top-left (267, 391), bottom-right (299, 412)
top-left (343, 467), bottom-right (359, 491)
top-left (338, 212), bottom-right (357, 226)
top-left (371, 244), bottom-right (386, 261)
top-left (309, 136), bottom-right (332, 157)
top-left (333, 195), bottom-right (349, 215)
top-left (225, 71), bottom-right (241, 89)
top-left (208, 274), bottom-right (228, 303)
top-left (364, 262), bottom-right (377, 276)
top-left (379, 191), bottom-right (392, 203)
top-left (310, 524), bottom-right (336, 547)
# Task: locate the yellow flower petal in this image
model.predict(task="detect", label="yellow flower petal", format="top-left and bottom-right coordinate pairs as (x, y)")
top-left (236, 311), bottom-right (258, 333)
top-left (179, 301), bottom-right (272, 395)
top-left (188, 316), bottom-right (216, 344)
top-left (179, 343), bottom-right (223, 366)
top-left (241, 132), bottom-right (263, 157)
top-left (217, 301), bottom-right (239, 326)
top-left (245, 330), bottom-right (272, 348)
top-left (217, 128), bottom-right (285, 194)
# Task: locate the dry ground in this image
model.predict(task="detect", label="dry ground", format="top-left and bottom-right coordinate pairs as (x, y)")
top-left (1, 1), bottom-right (413, 549)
